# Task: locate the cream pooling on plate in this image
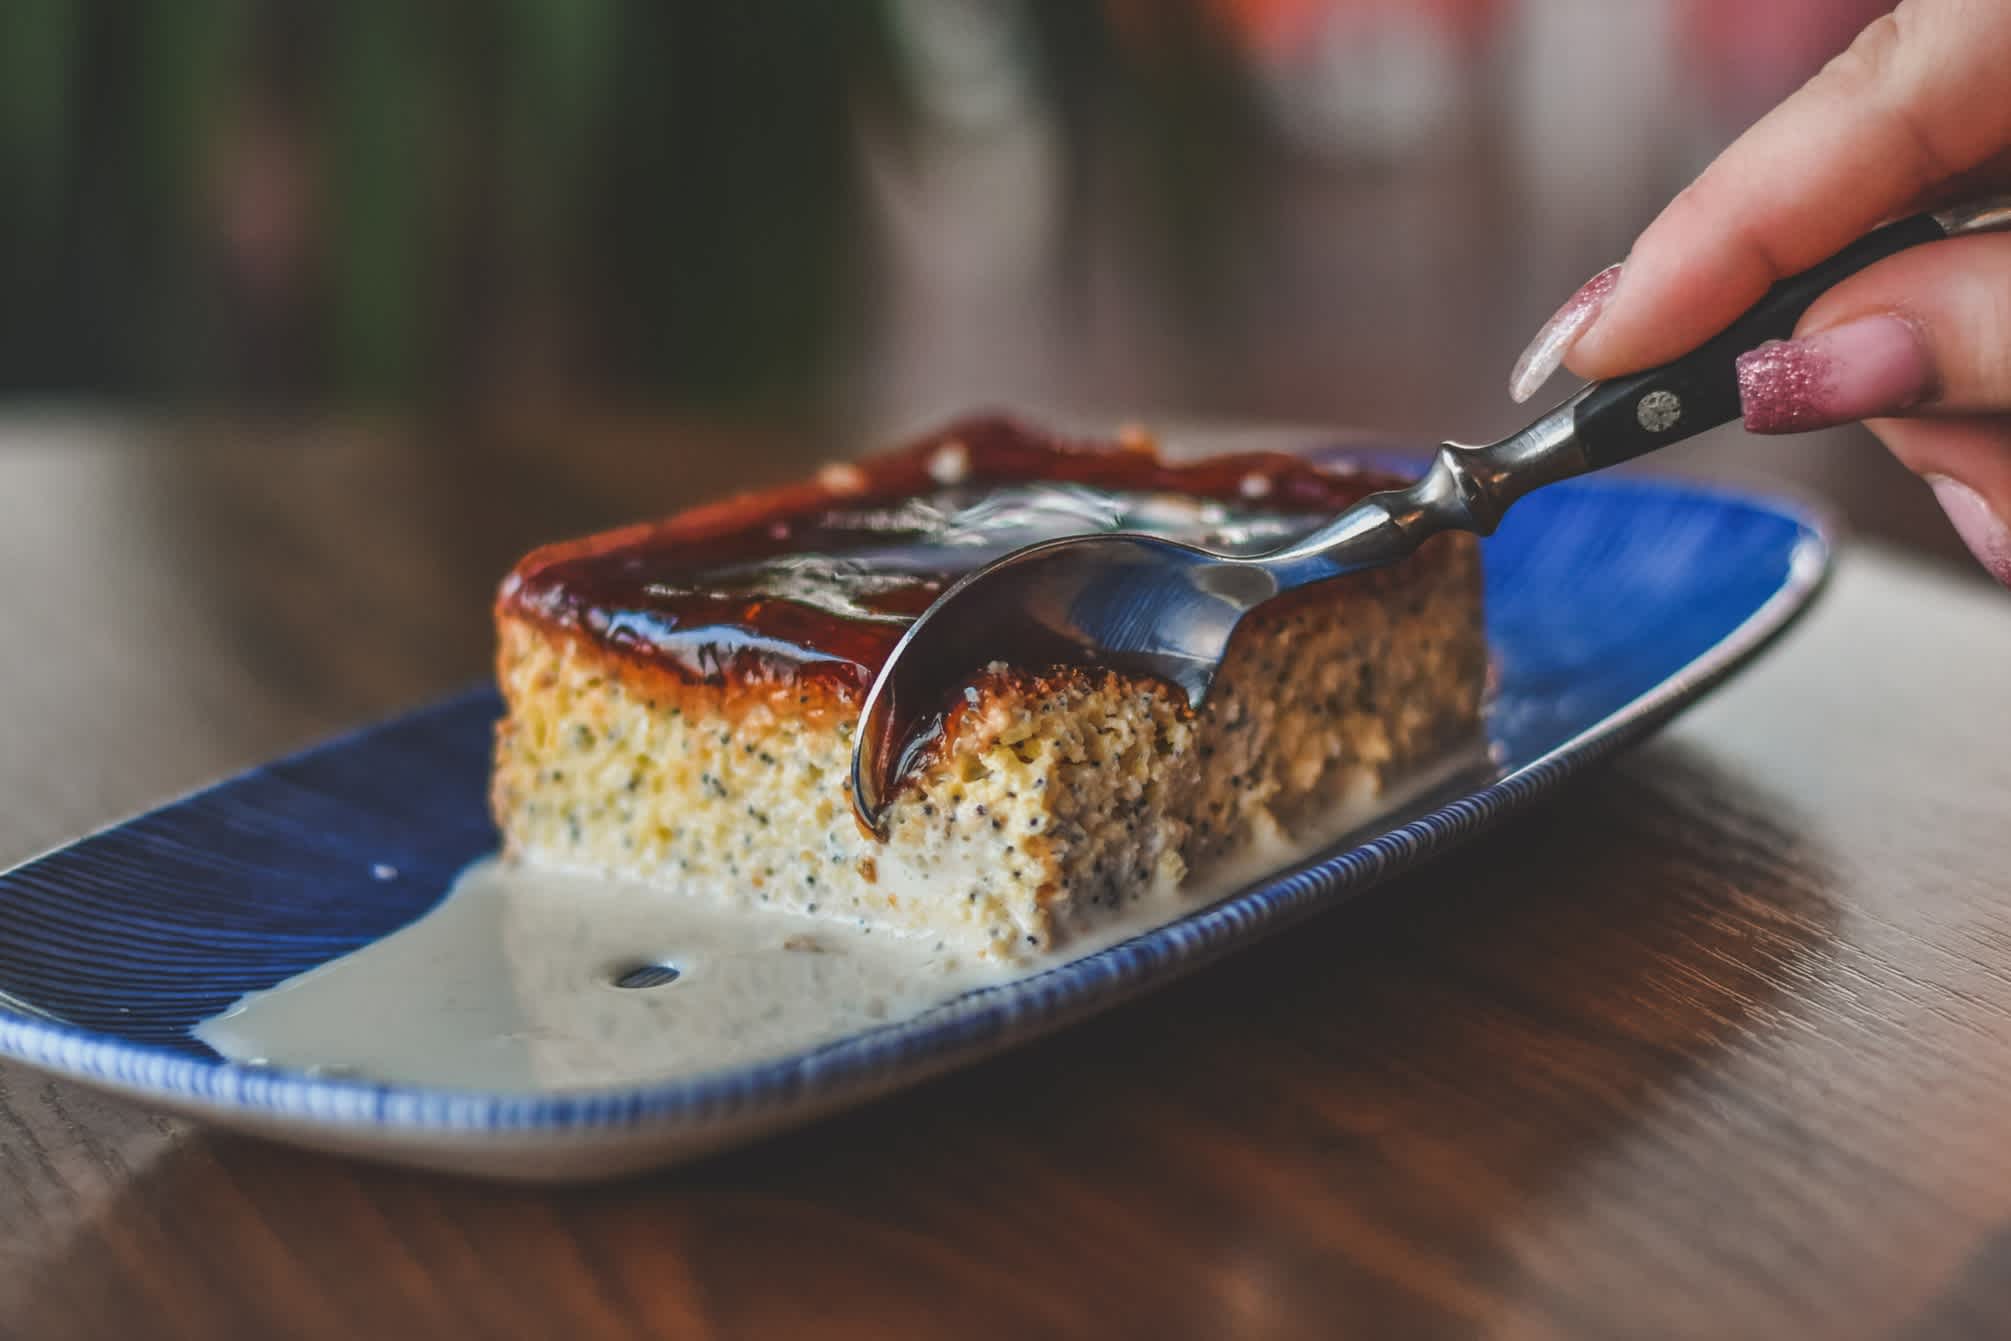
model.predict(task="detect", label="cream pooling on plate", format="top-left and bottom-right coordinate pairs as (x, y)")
top-left (197, 419), bottom-right (1490, 1091)
top-left (194, 755), bottom-right (1487, 1093)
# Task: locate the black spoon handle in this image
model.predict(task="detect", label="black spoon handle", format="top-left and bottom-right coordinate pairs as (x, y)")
top-left (1570, 204), bottom-right (2004, 468)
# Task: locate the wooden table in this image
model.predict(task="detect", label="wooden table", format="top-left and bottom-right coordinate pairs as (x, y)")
top-left (0, 416), bottom-right (2007, 1340)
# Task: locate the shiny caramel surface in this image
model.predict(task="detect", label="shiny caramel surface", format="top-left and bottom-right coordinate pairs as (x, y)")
top-left (500, 415), bottom-right (1396, 696)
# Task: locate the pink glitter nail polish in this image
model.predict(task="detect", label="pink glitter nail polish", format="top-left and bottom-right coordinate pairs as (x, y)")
top-left (1509, 264), bottom-right (1621, 404)
top-left (1735, 340), bottom-right (1833, 433)
top-left (1735, 315), bottom-right (1932, 434)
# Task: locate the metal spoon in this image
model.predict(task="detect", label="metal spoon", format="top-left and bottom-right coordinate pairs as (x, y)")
top-left (850, 199), bottom-right (2011, 833)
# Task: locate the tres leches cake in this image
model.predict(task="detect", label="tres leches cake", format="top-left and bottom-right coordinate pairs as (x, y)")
top-left (492, 416), bottom-right (1486, 959)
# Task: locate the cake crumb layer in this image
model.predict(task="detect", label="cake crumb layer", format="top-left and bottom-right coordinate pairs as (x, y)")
top-left (491, 420), bottom-right (1485, 957)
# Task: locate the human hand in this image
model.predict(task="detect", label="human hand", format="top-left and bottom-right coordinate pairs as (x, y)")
top-left (1508, 0), bottom-right (2011, 586)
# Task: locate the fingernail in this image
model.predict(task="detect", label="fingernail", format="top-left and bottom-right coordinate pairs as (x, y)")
top-left (1735, 315), bottom-right (1931, 434)
top-left (1509, 264), bottom-right (1621, 404)
top-left (1928, 476), bottom-right (2011, 588)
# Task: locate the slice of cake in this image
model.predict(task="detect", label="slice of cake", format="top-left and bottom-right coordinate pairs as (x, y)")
top-left (492, 415), bottom-right (1485, 958)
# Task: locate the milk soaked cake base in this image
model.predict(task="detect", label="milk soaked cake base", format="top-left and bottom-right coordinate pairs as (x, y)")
top-left (491, 418), bottom-right (1486, 959)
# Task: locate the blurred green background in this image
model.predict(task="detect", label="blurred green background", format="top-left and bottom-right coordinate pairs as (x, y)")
top-left (0, 0), bottom-right (1278, 410)
top-left (0, 0), bottom-right (1897, 437)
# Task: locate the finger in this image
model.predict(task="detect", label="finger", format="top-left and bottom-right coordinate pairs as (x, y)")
top-left (1866, 415), bottom-right (2011, 585)
top-left (1518, 0), bottom-right (2011, 393)
top-left (1733, 232), bottom-right (2011, 432)
top-left (1804, 232), bottom-right (2011, 413)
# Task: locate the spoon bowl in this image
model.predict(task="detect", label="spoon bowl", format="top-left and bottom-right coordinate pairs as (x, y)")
top-left (849, 533), bottom-right (1279, 830)
top-left (849, 199), bottom-right (2011, 834)
top-left (846, 393), bottom-right (1591, 834)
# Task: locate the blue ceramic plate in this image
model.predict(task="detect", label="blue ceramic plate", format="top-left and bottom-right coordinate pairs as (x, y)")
top-left (0, 471), bottom-right (1831, 1181)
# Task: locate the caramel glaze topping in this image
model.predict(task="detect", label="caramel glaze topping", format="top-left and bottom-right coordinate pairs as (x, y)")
top-left (499, 414), bottom-right (1407, 704)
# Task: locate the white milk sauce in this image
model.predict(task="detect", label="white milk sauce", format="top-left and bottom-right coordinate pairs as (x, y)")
top-left (196, 751), bottom-right (1481, 1092)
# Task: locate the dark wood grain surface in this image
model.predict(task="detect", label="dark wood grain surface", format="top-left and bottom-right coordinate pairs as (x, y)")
top-left (0, 415), bottom-right (2007, 1340)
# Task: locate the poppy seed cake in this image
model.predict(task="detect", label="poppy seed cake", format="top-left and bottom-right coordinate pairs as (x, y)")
top-left (491, 416), bottom-right (1485, 959)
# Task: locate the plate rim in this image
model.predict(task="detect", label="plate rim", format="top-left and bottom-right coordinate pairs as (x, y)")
top-left (0, 476), bottom-right (1836, 1140)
